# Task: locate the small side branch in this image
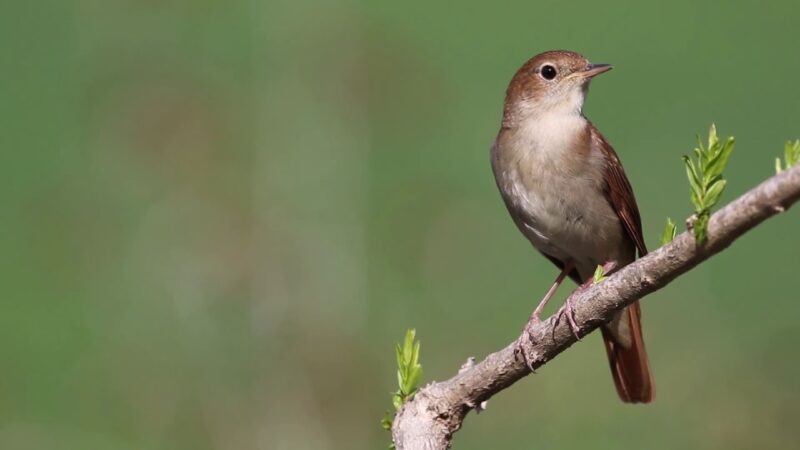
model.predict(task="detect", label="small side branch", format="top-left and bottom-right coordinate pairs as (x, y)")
top-left (392, 164), bottom-right (800, 450)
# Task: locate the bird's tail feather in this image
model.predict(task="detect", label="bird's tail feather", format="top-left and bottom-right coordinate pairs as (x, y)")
top-left (600, 301), bottom-right (654, 403)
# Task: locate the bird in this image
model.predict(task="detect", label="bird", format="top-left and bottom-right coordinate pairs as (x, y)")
top-left (490, 50), bottom-right (654, 403)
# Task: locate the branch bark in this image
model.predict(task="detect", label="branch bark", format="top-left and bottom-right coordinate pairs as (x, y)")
top-left (391, 163), bottom-right (800, 450)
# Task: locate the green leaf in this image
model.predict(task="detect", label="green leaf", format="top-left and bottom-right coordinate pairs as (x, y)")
top-left (395, 344), bottom-right (403, 372)
top-left (402, 330), bottom-right (415, 366)
top-left (382, 412), bottom-right (394, 430)
top-left (405, 369), bottom-right (421, 396)
top-left (693, 146), bottom-right (706, 175)
top-left (707, 123), bottom-right (719, 150)
top-left (682, 156), bottom-right (699, 187)
top-left (775, 140), bottom-right (800, 173)
top-left (682, 125), bottom-right (734, 244)
top-left (396, 370), bottom-right (404, 394)
top-left (388, 328), bottom-right (423, 423)
top-left (704, 179), bottom-right (727, 208)
top-left (690, 190), bottom-right (702, 212)
top-left (392, 393), bottom-right (402, 410)
top-left (683, 157), bottom-right (702, 209)
top-left (785, 139), bottom-right (800, 167)
top-left (660, 217), bottom-right (677, 246)
top-left (705, 137), bottom-right (734, 180)
top-left (593, 265), bottom-right (607, 284)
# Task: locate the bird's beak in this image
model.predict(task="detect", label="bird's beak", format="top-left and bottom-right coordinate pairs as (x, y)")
top-left (581, 63), bottom-right (613, 79)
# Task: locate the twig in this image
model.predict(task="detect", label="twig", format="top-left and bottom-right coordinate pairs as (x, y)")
top-left (391, 163), bottom-right (800, 450)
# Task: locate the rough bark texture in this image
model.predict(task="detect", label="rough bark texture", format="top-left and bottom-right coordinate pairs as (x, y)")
top-left (391, 163), bottom-right (800, 450)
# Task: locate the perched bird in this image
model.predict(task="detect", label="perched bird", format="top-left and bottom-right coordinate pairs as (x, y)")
top-left (490, 50), bottom-right (654, 403)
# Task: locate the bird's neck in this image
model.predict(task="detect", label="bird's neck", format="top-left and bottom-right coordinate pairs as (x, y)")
top-left (503, 87), bottom-right (587, 129)
top-left (510, 110), bottom-right (590, 159)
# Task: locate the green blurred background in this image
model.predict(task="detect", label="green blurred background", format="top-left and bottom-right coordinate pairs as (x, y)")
top-left (2, 1), bottom-right (799, 449)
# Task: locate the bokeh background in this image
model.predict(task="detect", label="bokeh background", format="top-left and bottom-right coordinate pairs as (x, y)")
top-left (2, 1), bottom-right (799, 449)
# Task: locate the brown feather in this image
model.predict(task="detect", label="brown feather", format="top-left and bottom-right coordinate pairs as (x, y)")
top-left (589, 123), bottom-right (655, 403)
top-left (600, 303), bottom-right (654, 403)
top-left (589, 124), bottom-right (648, 257)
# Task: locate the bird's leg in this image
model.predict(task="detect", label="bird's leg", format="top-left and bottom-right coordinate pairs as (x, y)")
top-left (516, 261), bottom-right (575, 370)
top-left (530, 261), bottom-right (575, 322)
top-left (557, 260), bottom-right (619, 339)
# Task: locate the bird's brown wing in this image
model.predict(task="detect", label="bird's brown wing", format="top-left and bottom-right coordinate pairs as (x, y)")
top-left (589, 125), bottom-right (648, 257)
top-left (589, 123), bottom-right (654, 403)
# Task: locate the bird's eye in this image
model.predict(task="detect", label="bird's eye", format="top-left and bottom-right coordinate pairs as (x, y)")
top-left (540, 65), bottom-right (557, 80)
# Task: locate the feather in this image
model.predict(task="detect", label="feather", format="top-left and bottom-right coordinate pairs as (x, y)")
top-left (590, 123), bottom-right (655, 403)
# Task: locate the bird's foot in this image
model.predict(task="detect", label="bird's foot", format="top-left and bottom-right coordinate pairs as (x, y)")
top-left (515, 315), bottom-right (541, 371)
top-left (555, 296), bottom-right (581, 339)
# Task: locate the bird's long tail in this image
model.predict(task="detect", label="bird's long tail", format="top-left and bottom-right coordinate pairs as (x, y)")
top-left (600, 301), bottom-right (654, 403)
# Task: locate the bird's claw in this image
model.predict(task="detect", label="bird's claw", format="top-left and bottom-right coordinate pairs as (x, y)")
top-left (556, 297), bottom-right (581, 339)
top-left (515, 317), bottom-right (541, 372)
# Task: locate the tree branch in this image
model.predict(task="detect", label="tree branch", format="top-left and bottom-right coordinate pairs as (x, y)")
top-left (391, 163), bottom-right (800, 450)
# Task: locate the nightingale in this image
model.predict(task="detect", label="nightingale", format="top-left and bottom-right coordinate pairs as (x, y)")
top-left (490, 50), bottom-right (654, 403)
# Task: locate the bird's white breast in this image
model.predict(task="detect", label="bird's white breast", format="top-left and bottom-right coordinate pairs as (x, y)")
top-left (496, 113), bottom-right (625, 279)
